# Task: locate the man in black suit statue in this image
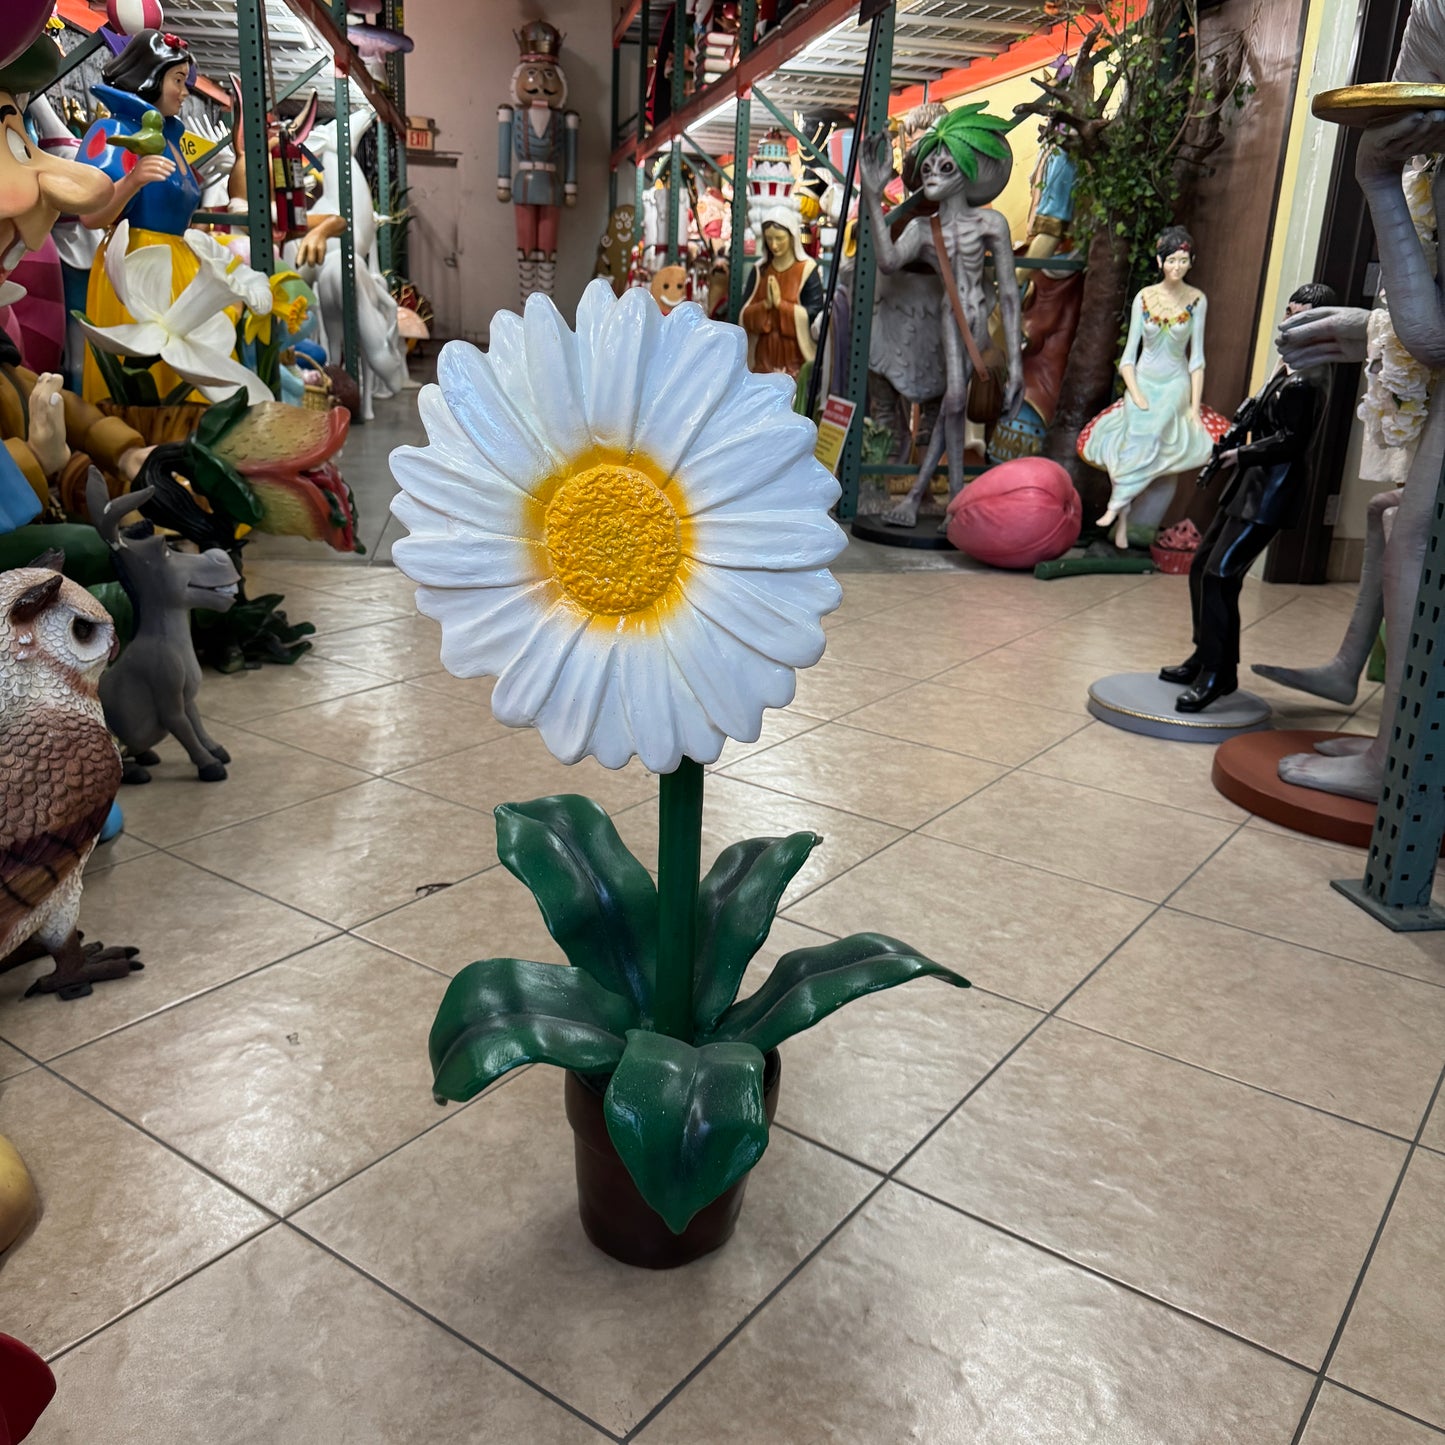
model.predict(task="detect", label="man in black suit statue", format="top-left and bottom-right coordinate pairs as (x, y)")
top-left (1159, 282), bottom-right (1338, 712)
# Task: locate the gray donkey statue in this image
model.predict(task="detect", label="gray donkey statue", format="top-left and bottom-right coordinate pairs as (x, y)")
top-left (88, 472), bottom-right (241, 784)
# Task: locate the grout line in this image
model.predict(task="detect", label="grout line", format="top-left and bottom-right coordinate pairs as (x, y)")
top-left (1312, 1380), bottom-right (1445, 1438)
top-left (28, 941), bottom-right (335, 1065)
top-left (43, 1220), bottom-right (285, 1366)
top-left (1163, 899), bottom-right (1445, 994)
top-left (1044, 1017), bottom-right (1422, 1148)
top-left (770, 1120), bottom-right (889, 1178)
top-left (280, 1069), bottom-right (528, 1220)
top-left (619, 1180), bottom-right (889, 1442)
top-left (894, 1178), bottom-right (1316, 1377)
top-left (1289, 1061), bottom-right (1445, 1445)
top-left (35, 1063), bottom-right (286, 1219)
top-left (287, 1222), bottom-right (625, 1442)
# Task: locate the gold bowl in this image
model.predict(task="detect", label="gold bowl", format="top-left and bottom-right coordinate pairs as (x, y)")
top-left (1313, 82), bottom-right (1445, 127)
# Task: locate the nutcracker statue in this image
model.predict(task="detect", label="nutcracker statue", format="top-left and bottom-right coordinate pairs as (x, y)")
top-left (497, 20), bottom-right (579, 305)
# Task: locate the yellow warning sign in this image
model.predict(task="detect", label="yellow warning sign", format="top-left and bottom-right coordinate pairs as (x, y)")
top-left (177, 131), bottom-right (214, 165)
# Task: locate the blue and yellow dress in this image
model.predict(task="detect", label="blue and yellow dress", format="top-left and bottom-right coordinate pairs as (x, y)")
top-left (76, 84), bottom-right (202, 403)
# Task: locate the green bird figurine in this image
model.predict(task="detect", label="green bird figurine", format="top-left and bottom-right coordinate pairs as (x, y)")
top-left (110, 109), bottom-right (166, 156)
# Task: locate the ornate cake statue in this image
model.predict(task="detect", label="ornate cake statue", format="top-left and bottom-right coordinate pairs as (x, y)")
top-left (497, 20), bottom-right (579, 305)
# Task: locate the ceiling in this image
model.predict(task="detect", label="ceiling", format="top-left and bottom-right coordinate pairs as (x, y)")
top-left (161, 0), bottom-right (333, 92)
top-left (629, 0), bottom-right (1060, 157)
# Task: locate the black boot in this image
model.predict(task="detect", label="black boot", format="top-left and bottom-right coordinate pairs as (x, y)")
top-left (1159, 653), bottom-right (1202, 685)
top-left (1176, 671), bottom-right (1238, 713)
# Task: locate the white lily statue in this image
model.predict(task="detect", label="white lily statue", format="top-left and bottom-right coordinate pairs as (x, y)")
top-left (77, 223), bottom-right (276, 404)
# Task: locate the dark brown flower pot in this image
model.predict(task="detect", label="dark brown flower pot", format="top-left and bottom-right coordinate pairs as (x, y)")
top-left (564, 1049), bottom-right (781, 1270)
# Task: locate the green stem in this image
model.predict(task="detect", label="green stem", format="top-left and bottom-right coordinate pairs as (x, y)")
top-left (654, 757), bottom-right (704, 1040)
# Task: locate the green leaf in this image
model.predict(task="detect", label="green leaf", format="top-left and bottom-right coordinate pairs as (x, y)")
top-left (709, 933), bottom-right (969, 1055)
top-left (603, 1031), bottom-right (769, 1234)
top-left (80, 330), bottom-right (140, 407)
top-left (194, 387), bottom-right (251, 448)
top-left (121, 363), bottom-right (160, 407)
top-left (187, 441), bottom-right (265, 526)
top-left (692, 832), bottom-right (818, 1037)
top-left (495, 795), bottom-right (658, 1019)
top-left (429, 956), bottom-right (636, 1101)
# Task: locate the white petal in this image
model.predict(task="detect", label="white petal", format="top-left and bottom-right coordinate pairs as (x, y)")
top-left (437, 340), bottom-right (554, 491)
top-left (633, 307), bottom-right (744, 480)
top-left (390, 444), bottom-right (530, 536)
top-left (523, 292), bottom-right (589, 460)
top-left (688, 510), bottom-right (846, 569)
top-left (75, 317), bottom-right (169, 357)
top-left (586, 658), bottom-right (638, 770)
top-left (531, 626), bottom-right (615, 765)
top-left (680, 411), bottom-right (821, 511)
top-left (414, 581), bottom-right (554, 678)
top-left (665, 651), bottom-right (728, 764)
top-left (104, 222), bottom-right (134, 313)
top-left (586, 286), bottom-right (659, 452)
top-left (573, 279), bottom-right (614, 425)
top-left (190, 311), bottom-right (243, 352)
top-left (485, 309), bottom-right (529, 381)
top-left (693, 460), bottom-right (842, 525)
top-left (165, 340), bottom-right (271, 401)
top-left (658, 604), bottom-right (794, 740)
top-left (163, 268), bottom-right (239, 335)
top-left (391, 514), bottom-right (544, 588)
top-left (683, 564), bottom-right (832, 669)
top-left (413, 384), bottom-right (526, 498)
top-left (491, 606), bottom-right (588, 730)
top-left (616, 620), bottom-right (685, 774)
top-left (116, 242), bottom-right (179, 323)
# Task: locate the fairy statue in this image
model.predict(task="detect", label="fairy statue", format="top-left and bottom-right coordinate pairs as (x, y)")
top-left (858, 104), bottom-right (1024, 530)
top-left (1079, 227), bottom-right (1227, 549)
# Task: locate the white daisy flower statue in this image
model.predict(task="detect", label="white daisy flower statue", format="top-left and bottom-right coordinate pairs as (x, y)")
top-left (390, 279), bottom-right (968, 1266)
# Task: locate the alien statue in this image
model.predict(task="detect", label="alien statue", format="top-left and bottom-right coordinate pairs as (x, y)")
top-left (1253, 0), bottom-right (1445, 801)
top-left (1158, 284), bottom-right (1338, 712)
top-left (858, 106), bottom-right (1023, 530)
top-left (497, 20), bottom-right (579, 305)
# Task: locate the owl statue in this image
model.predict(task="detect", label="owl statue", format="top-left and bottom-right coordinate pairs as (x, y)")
top-left (0, 561), bottom-right (142, 1001)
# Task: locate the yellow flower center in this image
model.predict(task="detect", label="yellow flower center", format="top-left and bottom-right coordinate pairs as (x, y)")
top-left (544, 462), bottom-right (681, 614)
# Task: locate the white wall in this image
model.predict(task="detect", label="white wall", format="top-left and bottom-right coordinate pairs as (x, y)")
top-left (403, 0), bottom-right (614, 344)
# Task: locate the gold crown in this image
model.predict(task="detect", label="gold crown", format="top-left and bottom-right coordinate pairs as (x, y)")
top-left (515, 21), bottom-right (563, 61)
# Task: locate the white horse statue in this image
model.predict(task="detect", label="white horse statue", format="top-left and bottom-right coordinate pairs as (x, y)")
top-left (293, 109), bottom-right (408, 421)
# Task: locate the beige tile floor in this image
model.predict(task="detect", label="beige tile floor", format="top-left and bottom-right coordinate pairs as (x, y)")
top-left (3, 551), bottom-right (1444, 1444)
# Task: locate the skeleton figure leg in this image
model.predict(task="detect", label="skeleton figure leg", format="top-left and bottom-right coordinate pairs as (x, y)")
top-left (884, 317), bottom-right (971, 530)
top-left (1278, 406), bottom-right (1444, 800)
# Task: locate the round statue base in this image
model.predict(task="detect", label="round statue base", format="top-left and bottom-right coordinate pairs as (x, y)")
top-left (850, 513), bottom-right (956, 551)
top-left (1087, 673), bottom-right (1273, 743)
top-left (1212, 729), bottom-right (1389, 849)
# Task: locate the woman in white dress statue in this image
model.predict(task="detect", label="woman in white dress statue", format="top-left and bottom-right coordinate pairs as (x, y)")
top-left (1081, 226), bottom-right (1224, 549)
